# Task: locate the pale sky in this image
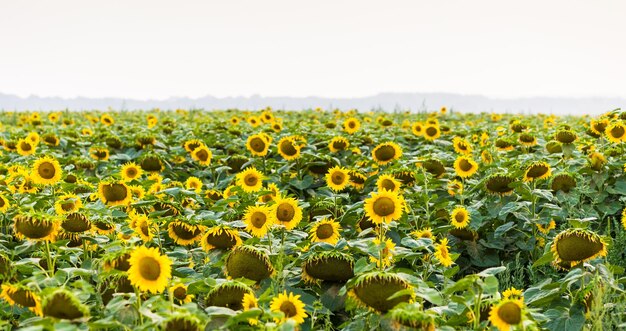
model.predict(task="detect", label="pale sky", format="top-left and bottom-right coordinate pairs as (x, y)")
top-left (1, 0), bottom-right (625, 100)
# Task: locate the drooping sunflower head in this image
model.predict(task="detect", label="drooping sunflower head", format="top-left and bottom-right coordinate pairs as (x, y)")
top-left (127, 246), bottom-right (172, 294)
top-left (545, 140), bottom-right (563, 154)
top-left (421, 158), bottom-right (446, 178)
top-left (590, 118), bottom-right (609, 136)
top-left (329, 136), bottom-right (350, 153)
top-left (60, 213), bottom-right (91, 234)
top-left (13, 213), bottom-right (59, 242)
top-left (97, 180), bottom-right (132, 206)
top-left (588, 152), bottom-right (607, 171)
top-left (201, 225), bottom-right (242, 251)
top-left (454, 156), bottom-right (478, 178)
top-left (495, 138), bottom-right (515, 151)
top-left (450, 206), bottom-right (470, 229)
top-left (139, 155), bottom-right (164, 173)
top-left (0, 284), bottom-right (42, 316)
top-left (31, 156), bottom-right (62, 185)
top-left (348, 272), bottom-right (413, 313)
top-left (183, 139), bottom-right (205, 153)
top-left (376, 174), bottom-right (401, 193)
top-left (162, 314), bottom-right (203, 331)
top-left (325, 166), bottom-right (350, 192)
top-left (551, 173), bottom-right (577, 193)
top-left (236, 167), bottom-right (264, 193)
top-left (41, 133), bottom-right (60, 146)
top-left (225, 245), bottom-right (274, 282)
top-left (0, 194), bottom-right (11, 213)
top-left (309, 218), bottom-right (341, 245)
top-left (555, 129), bottom-right (577, 144)
top-left (205, 281), bottom-right (253, 311)
top-left (523, 161), bottom-right (551, 182)
top-left (447, 179), bottom-right (464, 196)
top-left (551, 228), bottom-right (607, 267)
top-left (272, 197), bottom-right (303, 230)
top-left (277, 136), bottom-right (302, 160)
top-left (302, 251), bottom-right (354, 284)
top-left (369, 237), bottom-right (396, 268)
top-left (167, 221), bottom-right (204, 246)
top-left (518, 133), bottom-right (537, 147)
top-left (89, 147), bottom-right (110, 161)
top-left (389, 303), bottom-right (436, 331)
top-left (372, 142), bottom-right (402, 165)
top-left (488, 298), bottom-right (524, 331)
top-left (484, 174), bottom-right (515, 196)
top-left (364, 189), bottom-right (404, 224)
top-left (270, 290), bottom-right (309, 325)
top-left (246, 133), bottom-right (270, 157)
top-left (120, 162), bottom-right (143, 182)
top-left (54, 194), bottom-right (82, 215)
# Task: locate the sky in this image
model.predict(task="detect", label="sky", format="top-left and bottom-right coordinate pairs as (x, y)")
top-left (1, 0), bottom-right (625, 100)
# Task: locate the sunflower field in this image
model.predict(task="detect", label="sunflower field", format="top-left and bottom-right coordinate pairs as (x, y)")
top-left (1, 107), bottom-right (626, 331)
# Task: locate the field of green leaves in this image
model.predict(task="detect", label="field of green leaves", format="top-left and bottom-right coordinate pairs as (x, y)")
top-left (1, 107), bottom-right (626, 330)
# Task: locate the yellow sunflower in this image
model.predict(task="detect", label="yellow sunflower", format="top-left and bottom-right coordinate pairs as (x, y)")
top-left (551, 228), bottom-right (607, 267)
top-left (97, 181), bottom-right (132, 206)
top-left (16, 138), bottom-right (36, 156)
top-left (272, 196), bottom-right (303, 230)
top-left (411, 122), bottom-right (424, 136)
top-left (343, 117), bottom-right (361, 134)
top-left (89, 147), bottom-right (110, 161)
top-left (201, 226), bottom-right (242, 251)
top-left (452, 137), bottom-right (473, 155)
top-left (0, 284), bottom-right (42, 316)
top-left (246, 134), bottom-right (270, 157)
top-left (605, 122), bottom-right (626, 143)
top-left (191, 145), bottom-right (212, 166)
top-left (329, 136), bottom-right (350, 153)
top-left (372, 142), bottom-right (403, 165)
top-left (236, 167), bottom-right (265, 193)
top-left (325, 166), bottom-right (351, 192)
top-left (364, 189), bottom-right (404, 224)
top-left (120, 162), bottom-right (143, 182)
top-left (502, 287), bottom-right (523, 300)
top-left (447, 179), bottom-right (464, 196)
top-left (27, 132), bottom-right (40, 145)
top-left (132, 214), bottom-right (153, 242)
top-left (170, 283), bottom-right (194, 304)
top-left (434, 237), bottom-right (453, 267)
top-left (54, 194), bottom-right (82, 215)
top-left (370, 237), bottom-right (395, 268)
top-left (489, 299), bottom-right (524, 331)
top-left (277, 136), bottom-right (302, 160)
top-left (450, 206), bottom-right (470, 229)
top-left (258, 183), bottom-right (281, 203)
top-left (523, 162), bottom-right (551, 182)
top-left (0, 194), bottom-right (10, 213)
top-left (242, 292), bottom-right (259, 325)
top-left (243, 205), bottom-right (275, 238)
top-left (376, 174), bottom-right (402, 194)
top-left (412, 227), bottom-right (434, 240)
top-left (270, 291), bottom-right (308, 325)
top-left (127, 246), bottom-right (172, 294)
top-left (167, 221), bottom-right (204, 245)
top-left (31, 156), bottom-right (62, 185)
top-left (309, 218), bottom-right (341, 245)
top-left (183, 139), bottom-right (205, 153)
top-left (100, 114), bottom-right (114, 126)
top-left (453, 156), bottom-right (478, 178)
top-left (184, 176), bottom-right (203, 193)
top-left (423, 124), bottom-right (441, 141)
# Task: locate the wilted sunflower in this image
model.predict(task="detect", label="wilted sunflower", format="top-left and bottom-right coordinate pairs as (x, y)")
top-left (191, 145), bottom-right (212, 166)
top-left (98, 181), bottom-right (132, 206)
top-left (120, 162), bottom-right (143, 182)
top-left (329, 136), bottom-right (350, 153)
top-left (270, 291), bottom-right (308, 325)
top-left (309, 218), bottom-right (341, 245)
top-left (450, 206), bottom-right (470, 229)
top-left (364, 189), bottom-right (403, 224)
top-left (452, 137), bottom-right (473, 155)
top-left (246, 133), bottom-right (270, 157)
top-left (0, 284), bottom-right (42, 316)
top-left (372, 142), bottom-right (402, 165)
top-left (348, 272), bottom-right (414, 313)
top-left (343, 117), bottom-right (360, 134)
top-left (423, 124), bottom-right (441, 141)
top-left (225, 245), bottom-right (274, 282)
top-left (277, 136), bottom-right (302, 160)
top-left (551, 228), bottom-right (607, 267)
top-left (127, 246), bottom-right (172, 293)
top-left (376, 174), bottom-right (402, 193)
top-left (523, 161), bottom-right (551, 182)
top-left (301, 251), bottom-right (354, 284)
top-left (13, 214), bottom-right (59, 242)
top-left (205, 281), bottom-right (253, 310)
top-left (434, 237), bottom-right (453, 267)
top-left (201, 225), bottom-right (242, 251)
top-left (495, 138), bottom-right (515, 151)
top-left (272, 196), bottom-right (303, 230)
top-left (16, 138), bottom-right (36, 156)
top-left (485, 174), bottom-right (515, 196)
top-left (325, 166), bottom-right (350, 192)
top-left (170, 283), bottom-right (194, 304)
top-left (54, 193), bottom-right (82, 215)
top-left (555, 129), bottom-right (577, 144)
top-left (41, 288), bottom-right (90, 320)
top-left (454, 156), bottom-right (478, 178)
top-left (545, 140), bottom-right (563, 154)
top-left (489, 298), bottom-right (524, 331)
top-left (421, 158), bottom-right (446, 178)
top-left (41, 133), bottom-right (60, 146)
top-left (605, 122), bottom-right (626, 143)
top-left (243, 205), bottom-right (274, 238)
top-left (236, 167), bottom-right (264, 193)
top-left (31, 156), bottom-right (62, 185)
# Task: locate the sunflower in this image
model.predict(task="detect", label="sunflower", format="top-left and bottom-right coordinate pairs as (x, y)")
top-left (370, 237), bottom-right (395, 268)
top-left (348, 170), bottom-right (367, 190)
top-left (243, 205), bottom-right (274, 238)
top-left (98, 181), bottom-right (132, 206)
top-left (205, 189), bottom-right (223, 202)
top-left (31, 156), bottom-right (62, 185)
top-left (376, 174), bottom-right (402, 193)
top-left (170, 283), bottom-right (194, 304)
top-left (536, 220), bottom-right (556, 235)
top-left (81, 128), bottom-right (93, 136)
top-left (453, 156), bottom-right (478, 178)
top-left (0, 284), bottom-right (42, 316)
top-left (523, 161), bottom-right (551, 182)
top-left (588, 152), bottom-right (607, 171)
top-left (190, 145), bottom-right (212, 166)
top-left (325, 166), bottom-right (350, 192)
top-left (225, 245), bottom-right (274, 282)
top-left (423, 124), bottom-right (441, 141)
top-left (555, 129), bottom-right (577, 144)
top-left (421, 158), bottom-right (446, 178)
top-left (277, 136), bottom-right (301, 160)
top-left (447, 179), bottom-right (464, 196)
top-left (236, 167), bottom-right (264, 193)
top-left (246, 134), bottom-right (270, 157)
top-left (452, 137), bottom-right (473, 155)
top-left (412, 227), bottom-right (434, 240)
top-left (183, 139), bottom-right (205, 153)
top-left (201, 226), bottom-right (242, 251)
top-left (127, 246), bottom-right (172, 293)
top-left (54, 193), bottom-right (82, 215)
top-left (502, 287), bottom-right (524, 300)
top-left (329, 136), bottom-right (350, 153)
top-left (16, 138), bottom-right (36, 156)
top-left (101, 114), bottom-right (114, 125)
top-left (364, 190), bottom-right (404, 224)
top-left (230, 116), bottom-right (240, 126)
top-left (372, 142), bottom-right (402, 165)
top-left (622, 208), bottom-right (626, 231)
top-left (450, 206), bottom-right (470, 229)
top-left (518, 133), bottom-right (537, 147)
top-left (489, 299), bottom-right (524, 331)
top-left (343, 117), bottom-right (360, 134)
top-left (485, 174), bottom-right (515, 196)
top-left (551, 228), bottom-right (607, 267)
top-left (167, 221), bottom-right (203, 246)
top-left (272, 197), bottom-right (303, 230)
top-left (309, 218), bottom-right (341, 245)
top-left (42, 133), bottom-right (60, 146)
top-left (132, 215), bottom-right (153, 242)
top-left (348, 272), bottom-right (413, 313)
top-left (120, 162), bottom-right (143, 182)
top-left (434, 237), bottom-right (453, 267)
top-left (495, 138), bottom-right (515, 151)
top-left (13, 214), bottom-right (59, 242)
top-left (258, 183), bottom-right (281, 203)
top-left (90, 147), bottom-right (110, 161)
top-left (605, 122), bottom-right (626, 143)
top-left (270, 291), bottom-right (308, 325)
top-left (411, 122), bottom-right (424, 136)
top-left (184, 176), bottom-right (203, 193)
top-left (0, 194), bottom-right (10, 213)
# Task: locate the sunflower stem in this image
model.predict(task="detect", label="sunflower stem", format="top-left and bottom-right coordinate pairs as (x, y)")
top-left (44, 240), bottom-right (54, 277)
top-left (135, 288), bottom-right (144, 325)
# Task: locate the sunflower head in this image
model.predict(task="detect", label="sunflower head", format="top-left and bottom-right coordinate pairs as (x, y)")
top-left (551, 173), bottom-right (577, 193)
top-left (205, 281), bottom-right (253, 311)
top-left (452, 137), bottom-right (473, 154)
top-left (605, 122), bottom-right (626, 143)
top-left (545, 140), bottom-right (563, 154)
top-left (485, 174), bottom-right (515, 196)
top-left (329, 136), bottom-right (350, 153)
top-left (0, 284), bottom-right (42, 316)
top-left (343, 117), bottom-right (361, 134)
top-left (139, 154), bottom-right (164, 172)
top-left (325, 166), bottom-right (351, 192)
top-left (523, 161), bottom-right (551, 182)
top-left (518, 133), bottom-right (537, 146)
top-left (225, 155), bottom-right (249, 174)
top-left (162, 314), bottom-right (203, 331)
top-left (389, 303), bottom-right (436, 330)
top-left (127, 246), bottom-right (172, 293)
top-left (495, 138), bottom-right (515, 151)
top-left (372, 142), bottom-right (402, 165)
top-left (246, 133), bottom-right (270, 157)
top-left (302, 251), bottom-right (354, 284)
top-left (364, 189), bottom-right (404, 225)
top-left (434, 237), bottom-right (454, 267)
top-left (376, 174), bottom-right (401, 193)
top-left (167, 221), bottom-right (204, 246)
top-left (277, 136), bottom-right (302, 160)
top-left (309, 218), bottom-right (342, 245)
top-left (489, 298), bottom-right (524, 331)
top-left (120, 162), bottom-right (143, 182)
top-left (348, 272), bottom-right (413, 313)
top-left (236, 167), bottom-right (264, 193)
top-left (201, 226), bottom-right (242, 251)
top-left (423, 124), bottom-right (441, 141)
top-left (270, 290), bottom-right (309, 325)
top-left (454, 156), bottom-right (478, 178)
top-left (61, 213), bottom-right (91, 234)
top-left (551, 228), bottom-right (607, 267)
top-left (191, 145), bottom-right (212, 166)
top-left (31, 156), bottom-right (63, 185)
top-left (42, 289), bottom-right (89, 320)
top-left (225, 245), bottom-right (274, 282)
top-left (450, 206), bottom-right (470, 229)
top-left (588, 152), bottom-right (607, 171)
top-left (421, 159), bottom-right (446, 178)
top-left (98, 181), bottom-right (132, 206)
top-left (13, 213), bottom-right (59, 242)
top-left (169, 283), bottom-right (194, 304)
top-left (555, 129), bottom-right (577, 144)
top-left (272, 197), bottom-right (303, 230)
